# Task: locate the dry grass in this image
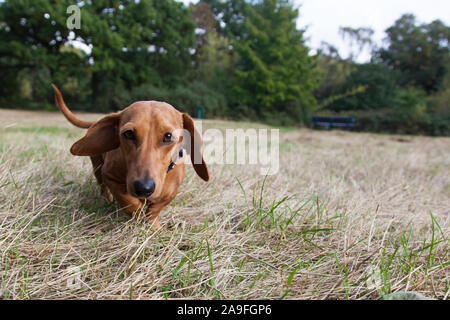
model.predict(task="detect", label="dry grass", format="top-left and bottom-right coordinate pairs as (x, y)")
top-left (0, 109), bottom-right (448, 300)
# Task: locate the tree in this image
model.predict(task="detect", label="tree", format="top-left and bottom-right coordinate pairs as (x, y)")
top-left (192, 1), bottom-right (217, 49)
top-left (201, 0), bottom-right (250, 40)
top-left (325, 63), bottom-right (399, 111)
top-left (0, 0), bottom-right (196, 111)
top-left (314, 42), bottom-right (356, 106)
top-left (231, 0), bottom-right (320, 123)
top-left (339, 26), bottom-right (375, 61)
top-left (378, 14), bottom-right (450, 93)
top-left (0, 0), bottom-right (88, 107)
top-left (76, 0), bottom-right (196, 110)
top-left (192, 2), bottom-right (233, 101)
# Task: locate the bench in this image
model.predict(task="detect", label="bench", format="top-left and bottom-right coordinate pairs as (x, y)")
top-left (312, 116), bottom-right (355, 130)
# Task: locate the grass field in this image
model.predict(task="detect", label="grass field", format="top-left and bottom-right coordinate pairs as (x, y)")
top-left (0, 108), bottom-right (448, 300)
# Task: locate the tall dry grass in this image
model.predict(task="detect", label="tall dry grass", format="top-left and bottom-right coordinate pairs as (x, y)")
top-left (0, 109), bottom-right (448, 299)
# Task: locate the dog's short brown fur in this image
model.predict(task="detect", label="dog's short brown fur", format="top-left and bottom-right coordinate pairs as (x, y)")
top-left (52, 85), bottom-right (209, 230)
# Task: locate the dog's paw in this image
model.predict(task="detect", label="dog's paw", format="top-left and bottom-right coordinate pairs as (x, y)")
top-left (101, 187), bottom-right (114, 203)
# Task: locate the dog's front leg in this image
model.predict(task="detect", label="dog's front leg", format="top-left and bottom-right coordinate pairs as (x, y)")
top-left (145, 200), bottom-right (173, 231)
top-left (105, 178), bottom-right (162, 230)
top-left (89, 155), bottom-right (113, 202)
top-left (104, 179), bottom-right (144, 214)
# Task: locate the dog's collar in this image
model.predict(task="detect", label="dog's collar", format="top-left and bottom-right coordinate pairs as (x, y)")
top-left (167, 147), bottom-right (183, 173)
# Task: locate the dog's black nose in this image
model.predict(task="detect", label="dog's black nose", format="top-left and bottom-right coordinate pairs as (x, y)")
top-left (133, 179), bottom-right (156, 198)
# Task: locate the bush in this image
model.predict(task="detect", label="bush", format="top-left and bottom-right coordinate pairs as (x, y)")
top-left (390, 88), bottom-right (428, 133)
top-left (131, 81), bottom-right (228, 118)
top-left (320, 101), bottom-right (450, 136)
top-left (131, 84), bottom-right (172, 102)
top-left (325, 63), bottom-right (399, 112)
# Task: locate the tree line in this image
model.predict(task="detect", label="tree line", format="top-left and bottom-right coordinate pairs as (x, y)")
top-left (316, 15), bottom-right (449, 136)
top-left (0, 0), bottom-right (449, 135)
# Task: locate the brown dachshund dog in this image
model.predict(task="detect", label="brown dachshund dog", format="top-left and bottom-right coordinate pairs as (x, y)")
top-left (52, 84), bottom-right (209, 230)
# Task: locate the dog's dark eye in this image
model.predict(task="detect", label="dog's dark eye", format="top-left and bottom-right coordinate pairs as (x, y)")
top-left (122, 130), bottom-right (136, 141)
top-left (162, 133), bottom-right (173, 144)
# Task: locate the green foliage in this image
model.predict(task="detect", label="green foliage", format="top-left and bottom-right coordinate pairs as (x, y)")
top-left (194, 32), bottom-right (233, 94)
top-left (0, 0), bottom-right (196, 112)
top-left (318, 85), bottom-right (368, 110)
top-left (202, 0), bottom-right (250, 39)
top-left (427, 71), bottom-right (450, 114)
top-left (80, 0), bottom-right (196, 111)
top-left (0, 2), bottom-right (448, 135)
top-left (325, 63), bottom-right (399, 111)
top-left (230, 0), bottom-right (321, 124)
top-left (314, 49), bottom-right (356, 103)
top-left (130, 82), bottom-right (227, 118)
top-left (392, 88), bottom-right (428, 126)
top-left (424, 111), bottom-right (450, 136)
top-left (0, 0), bottom-right (321, 126)
top-left (316, 14), bottom-right (450, 136)
top-left (0, 0), bottom-right (88, 108)
top-left (195, 0), bottom-right (322, 125)
top-left (378, 14), bottom-right (450, 94)
top-left (171, 81), bottom-right (228, 117)
top-left (339, 27), bottom-right (375, 61)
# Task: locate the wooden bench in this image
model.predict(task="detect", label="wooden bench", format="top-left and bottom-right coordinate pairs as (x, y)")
top-left (312, 116), bottom-right (356, 130)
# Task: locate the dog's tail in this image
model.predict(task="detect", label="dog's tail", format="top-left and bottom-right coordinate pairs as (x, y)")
top-left (51, 84), bottom-right (94, 129)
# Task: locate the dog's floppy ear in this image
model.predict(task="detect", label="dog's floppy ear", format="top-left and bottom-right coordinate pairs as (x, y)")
top-left (71, 112), bottom-right (121, 156)
top-left (182, 113), bottom-right (209, 182)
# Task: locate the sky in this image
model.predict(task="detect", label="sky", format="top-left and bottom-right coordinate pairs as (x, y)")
top-left (181, 0), bottom-right (450, 62)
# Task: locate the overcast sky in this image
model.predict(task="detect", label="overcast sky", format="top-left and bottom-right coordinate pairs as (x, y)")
top-left (181, 0), bottom-right (450, 62)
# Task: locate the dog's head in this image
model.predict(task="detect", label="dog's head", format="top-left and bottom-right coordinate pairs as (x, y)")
top-left (70, 102), bottom-right (209, 199)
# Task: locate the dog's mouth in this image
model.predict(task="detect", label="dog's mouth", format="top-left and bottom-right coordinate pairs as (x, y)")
top-left (131, 191), bottom-right (155, 200)
top-left (131, 192), bottom-right (157, 202)
top-left (133, 194), bottom-right (150, 200)
top-left (129, 187), bottom-right (161, 201)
